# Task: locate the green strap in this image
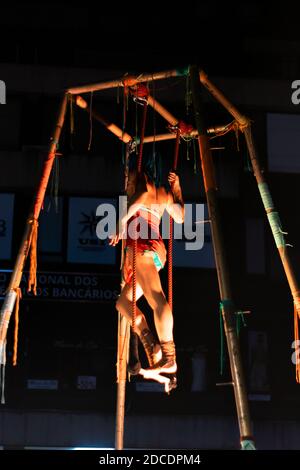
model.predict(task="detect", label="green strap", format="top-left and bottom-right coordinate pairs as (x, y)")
top-left (241, 439), bottom-right (256, 450)
top-left (236, 311), bottom-right (247, 337)
top-left (219, 306), bottom-right (225, 375)
top-left (176, 66), bottom-right (189, 77)
top-left (258, 182), bottom-right (286, 248)
top-left (219, 301), bottom-right (247, 375)
top-left (219, 300), bottom-right (234, 375)
top-left (244, 150), bottom-right (252, 173)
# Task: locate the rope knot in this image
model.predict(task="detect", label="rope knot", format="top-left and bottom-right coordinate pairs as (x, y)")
top-left (168, 120), bottom-right (194, 140)
top-left (238, 118), bottom-right (251, 133)
top-left (129, 83), bottom-right (149, 104)
top-left (178, 120), bottom-right (194, 136)
top-left (122, 76), bottom-right (137, 89)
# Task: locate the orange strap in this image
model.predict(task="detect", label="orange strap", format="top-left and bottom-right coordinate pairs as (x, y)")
top-left (12, 287), bottom-right (22, 366)
top-left (295, 305), bottom-right (300, 383)
top-left (27, 218), bottom-right (39, 295)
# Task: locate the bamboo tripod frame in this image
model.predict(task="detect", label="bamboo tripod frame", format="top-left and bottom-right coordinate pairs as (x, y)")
top-left (1, 65), bottom-right (299, 450)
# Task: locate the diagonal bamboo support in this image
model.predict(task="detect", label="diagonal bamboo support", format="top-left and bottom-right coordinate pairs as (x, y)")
top-left (76, 96), bottom-right (132, 143)
top-left (0, 93), bottom-right (68, 399)
top-left (147, 95), bottom-right (178, 127)
top-left (190, 65), bottom-right (255, 450)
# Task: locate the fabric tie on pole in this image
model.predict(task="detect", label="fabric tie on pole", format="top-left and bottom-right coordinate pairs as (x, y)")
top-left (27, 218), bottom-right (39, 295)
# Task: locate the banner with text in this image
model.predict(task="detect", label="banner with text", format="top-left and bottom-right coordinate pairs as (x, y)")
top-left (0, 271), bottom-right (119, 302)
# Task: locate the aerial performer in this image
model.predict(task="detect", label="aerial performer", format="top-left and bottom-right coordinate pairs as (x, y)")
top-left (109, 156), bottom-right (184, 390)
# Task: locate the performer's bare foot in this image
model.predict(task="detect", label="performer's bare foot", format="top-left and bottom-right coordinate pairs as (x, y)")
top-left (139, 368), bottom-right (177, 394)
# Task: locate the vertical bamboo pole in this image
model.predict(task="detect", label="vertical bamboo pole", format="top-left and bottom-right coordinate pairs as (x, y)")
top-left (190, 65), bottom-right (255, 450)
top-left (0, 93), bottom-right (68, 370)
top-left (115, 314), bottom-right (130, 450)
top-left (115, 143), bottom-right (130, 450)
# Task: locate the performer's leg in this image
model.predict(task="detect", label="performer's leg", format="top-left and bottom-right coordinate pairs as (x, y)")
top-left (136, 254), bottom-right (173, 342)
top-left (136, 254), bottom-right (177, 373)
top-left (116, 283), bottom-right (147, 335)
top-left (116, 283), bottom-right (161, 368)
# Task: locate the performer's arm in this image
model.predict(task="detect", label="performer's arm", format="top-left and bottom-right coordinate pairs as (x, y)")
top-left (166, 172), bottom-right (184, 223)
top-left (109, 190), bottom-right (147, 246)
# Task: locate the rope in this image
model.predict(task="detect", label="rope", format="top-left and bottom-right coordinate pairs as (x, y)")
top-left (88, 91), bottom-right (93, 151)
top-left (12, 287), bottom-right (22, 366)
top-left (132, 241), bottom-right (137, 333)
top-left (137, 102), bottom-right (148, 171)
top-left (121, 83), bottom-right (129, 164)
top-left (168, 128), bottom-right (180, 310)
top-left (236, 311), bottom-right (247, 337)
top-left (132, 99), bottom-right (148, 333)
top-left (27, 218), bottom-right (39, 295)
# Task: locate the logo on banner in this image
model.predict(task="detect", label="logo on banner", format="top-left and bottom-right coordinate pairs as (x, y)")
top-left (79, 210), bottom-right (104, 247)
top-left (68, 197), bottom-right (116, 264)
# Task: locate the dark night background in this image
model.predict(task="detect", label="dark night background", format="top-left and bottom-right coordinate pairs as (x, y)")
top-left (1, 0), bottom-right (300, 449)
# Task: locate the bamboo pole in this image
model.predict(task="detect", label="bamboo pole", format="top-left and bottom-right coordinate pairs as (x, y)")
top-left (200, 70), bottom-right (300, 320)
top-left (76, 96), bottom-right (132, 143)
top-left (67, 68), bottom-right (189, 95)
top-left (244, 127), bottom-right (300, 314)
top-left (0, 94), bottom-right (68, 376)
top-left (115, 143), bottom-right (131, 450)
top-left (115, 314), bottom-right (130, 450)
top-left (144, 133), bottom-right (180, 143)
top-left (143, 124), bottom-right (230, 143)
top-left (199, 71), bottom-right (249, 127)
top-left (190, 65), bottom-right (255, 450)
top-left (147, 95), bottom-right (178, 127)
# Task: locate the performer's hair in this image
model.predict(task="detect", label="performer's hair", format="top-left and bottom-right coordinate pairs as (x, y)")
top-left (128, 150), bottom-right (163, 188)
